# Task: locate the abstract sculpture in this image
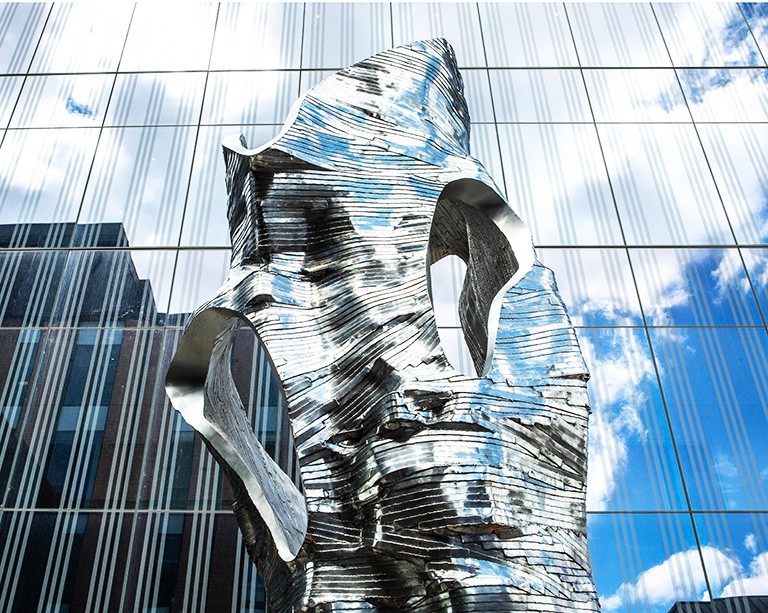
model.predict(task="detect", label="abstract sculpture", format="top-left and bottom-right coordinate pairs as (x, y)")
top-left (166, 39), bottom-right (600, 611)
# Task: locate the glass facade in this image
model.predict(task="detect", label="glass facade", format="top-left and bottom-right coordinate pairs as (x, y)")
top-left (0, 3), bottom-right (766, 611)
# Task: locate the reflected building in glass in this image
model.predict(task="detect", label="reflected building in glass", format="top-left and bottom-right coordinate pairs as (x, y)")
top-left (0, 3), bottom-right (767, 612)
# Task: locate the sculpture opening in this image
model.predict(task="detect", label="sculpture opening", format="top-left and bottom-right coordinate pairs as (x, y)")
top-left (428, 178), bottom-right (534, 377)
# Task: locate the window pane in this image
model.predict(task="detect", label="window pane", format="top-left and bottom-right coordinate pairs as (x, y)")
top-left (490, 69), bottom-right (591, 122)
top-left (588, 513), bottom-right (708, 612)
top-left (584, 68), bottom-right (689, 122)
top-left (480, 3), bottom-right (578, 68)
top-left (119, 4), bottom-right (217, 72)
top-left (537, 248), bottom-right (643, 326)
top-left (679, 68), bottom-right (768, 122)
top-left (77, 126), bottom-right (197, 247)
top-left (392, 2), bottom-right (484, 68)
top-left (9, 74), bottom-right (113, 128)
top-left (697, 123), bottom-right (768, 245)
top-left (498, 123), bottom-right (621, 245)
top-left (0, 250), bottom-right (67, 327)
top-left (302, 3), bottom-right (392, 69)
top-left (599, 123), bottom-right (733, 245)
top-left (106, 72), bottom-right (206, 127)
top-left (0, 3), bottom-right (48, 74)
top-left (202, 71), bottom-right (299, 126)
top-left (0, 77), bottom-right (24, 128)
top-left (567, 3), bottom-right (671, 67)
top-left (692, 513), bottom-right (768, 600)
top-left (167, 249), bottom-right (230, 327)
top-left (742, 248), bottom-right (768, 315)
top-left (461, 69), bottom-right (493, 123)
top-left (51, 250), bottom-right (175, 327)
top-left (630, 248), bottom-right (762, 326)
top-left (742, 3), bottom-right (768, 63)
top-left (469, 123), bottom-right (504, 195)
top-left (580, 328), bottom-right (685, 512)
top-left (651, 327), bottom-right (768, 511)
top-left (210, 3), bottom-right (303, 70)
top-left (0, 128), bottom-right (100, 226)
top-left (29, 4), bottom-right (132, 73)
top-left (655, 3), bottom-right (764, 67)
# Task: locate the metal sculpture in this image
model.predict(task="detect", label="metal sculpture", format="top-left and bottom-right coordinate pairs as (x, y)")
top-left (166, 39), bottom-right (600, 611)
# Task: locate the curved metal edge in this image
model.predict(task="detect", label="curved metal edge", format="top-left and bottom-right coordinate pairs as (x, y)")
top-left (165, 306), bottom-right (308, 561)
top-left (437, 177), bottom-right (535, 376)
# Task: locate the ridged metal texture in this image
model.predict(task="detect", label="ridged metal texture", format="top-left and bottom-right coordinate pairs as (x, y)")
top-left (166, 39), bottom-right (600, 611)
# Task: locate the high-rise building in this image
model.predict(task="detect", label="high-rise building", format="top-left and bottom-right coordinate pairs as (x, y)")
top-left (0, 3), bottom-right (766, 612)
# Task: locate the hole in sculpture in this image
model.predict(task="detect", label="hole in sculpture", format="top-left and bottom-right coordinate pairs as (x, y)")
top-left (427, 178), bottom-right (532, 378)
top-left (427, 255), bottom-right (474, 376)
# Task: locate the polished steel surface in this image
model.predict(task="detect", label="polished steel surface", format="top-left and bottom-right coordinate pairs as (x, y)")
top-left (166, 39), bottom-right (599, 611)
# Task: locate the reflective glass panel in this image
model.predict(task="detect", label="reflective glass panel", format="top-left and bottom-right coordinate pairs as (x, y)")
top-left (498, 123), bottom-right (621, 245)
top-left (29, 4), bottom-right (132, 73)
top-left (567, 3), bottom-right (671, 67)
top-left (468, 122), bottom-right (504, 194)
top-left (0, 250), bottom-right (67, 327)
top-left (654, 3), bottom-right (764, 67)
top-left (697, 123), bottom-right (768, 245)
top-left (630, 248), bottom-right (762, 326)
top-left (461, 69), bottom-right (493, 123)
top-left (0, 128), bottom-right (100, 226)
top-left (0, 77), bottom-right (23, 128)
top-left (9, 74), bottom-right (113, 128)
top-left (0, 327), bottom-right (44, 438)
top-left (0, 511), bottom-right (256, 611)
top-left (0, 3), bottom-right (48, 74)
top-left (742, 248), bottom-right (768, 316)
top-left (301, 3), bottom-right (392, 69)
top-left (584, 69), bottom-right (689, 122)
top-left (3, 328), bottom-right (168, 509)
top-left (167, 249), bottom-right (231, 327)
top-left (599, 123), bottom-right (733, 245)
top-left (210, 3), bottom-right (304, 70)
top-left (490, 69), bottom-right (591, 122)
top-left (651, 327), bottom-right (768, 511)
top-left (51, 250), bottom-right (174, 327)
top-left (536, 248), bottom-right (643, 326)
top-left (588, 513), bottom-right (708, 612)
top-left (679, 68), bottom-right (768, 122)
top-left (106, 72), bottom-right (206, 127)
top-left (181, 125), bottom-right (281, 248)
top-left (119, 4), bottom-right (217, 72)
top-left (692, 513), bottom-right (768, 600)
top-left (202, 71), bottom-right (299, 125)
top-left (742, 3), bottom-right (768, 62)
top-left (77, 126), bottom-right (197, 247)
top-left (392, 2), bottom-right (484, 68)
top-left (0, 511), bottom-right (134, 611)
top-left (479, 3), bottom-right (578, 67)
top-left (580, 328), bottom-right (685, 512)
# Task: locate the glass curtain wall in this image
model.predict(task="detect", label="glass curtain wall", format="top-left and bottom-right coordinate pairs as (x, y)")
top-left (0, 3), bottom-right (766, 611)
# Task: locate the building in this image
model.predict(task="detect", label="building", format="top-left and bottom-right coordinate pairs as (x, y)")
top-left (0, 3), bottom-right (766, 611)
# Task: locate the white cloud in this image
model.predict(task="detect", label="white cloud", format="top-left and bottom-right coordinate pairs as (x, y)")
top-left (581, 332), bottom-right (652, 511)
top-left (713, 452), bottom-right (742, 509)
top-left (601, 546), bottom-right (741, 611)
top-left (720, 552), bottom-right (768, 598)
top-left (745, 533), bottom-right (758, 555)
